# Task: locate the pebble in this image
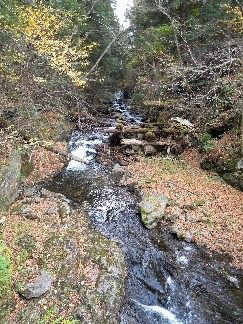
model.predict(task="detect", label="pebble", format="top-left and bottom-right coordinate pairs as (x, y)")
top-left (0, 216), bottom-right (7, 224)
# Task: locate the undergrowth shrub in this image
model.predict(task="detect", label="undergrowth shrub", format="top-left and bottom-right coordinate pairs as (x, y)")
top-left (198, 133), bottom-right (215, 151)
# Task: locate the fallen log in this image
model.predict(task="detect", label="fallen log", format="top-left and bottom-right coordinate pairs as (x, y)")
top-left (121, 139), bottom-right (171, 147)
top-left (103, 126), bottom-right (161, 135)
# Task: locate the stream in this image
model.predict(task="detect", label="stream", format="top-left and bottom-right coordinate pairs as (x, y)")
top-left (46, 102), bottom-right (243, 324)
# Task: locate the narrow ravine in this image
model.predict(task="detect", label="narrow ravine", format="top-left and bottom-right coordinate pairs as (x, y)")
top-left (46, 102), bottom-right (243, 324)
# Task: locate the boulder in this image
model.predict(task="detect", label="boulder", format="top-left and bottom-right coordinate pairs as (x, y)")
top-left (19, 270), bottom-right (53, 299)
top-left (0, 149), bottom-right (22, 211)
top-left (144, 145), bottom-right (157, 156)
top-left (223, 172), bottom-right (243, 191)
top-left (139, 194), bottom-right (168, 229)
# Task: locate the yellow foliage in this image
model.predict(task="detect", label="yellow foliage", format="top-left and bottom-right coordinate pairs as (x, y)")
top-left (222, 5), bottom-right (243, 33)
top-left (0, 48), bottom-right (26, 82)
top-left (6, 3), bottom-right (96, 86)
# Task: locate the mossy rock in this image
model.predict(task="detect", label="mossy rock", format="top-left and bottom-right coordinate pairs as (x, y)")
top-left (139, 194), bottom-right (168, 229)
top-left (0, 149), bottom-right (22, 211)
top-left (15, 107), bottom-right (72, 142)
top-left (20, 153), bottom-right (34, 179)
top-left (223, 172), bottom-right (243, 191)
top-left (201, 154), bottom-right (239, 174)
top-left (144, 131), bottom-right (156, 141)
top-left (163, 122), bottom-right (190, 139)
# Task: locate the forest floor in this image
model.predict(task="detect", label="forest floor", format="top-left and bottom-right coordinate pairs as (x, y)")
top-left (122, 147), bottom-right (243, 269)
top-left (0, 143), bottom-right (125, 322)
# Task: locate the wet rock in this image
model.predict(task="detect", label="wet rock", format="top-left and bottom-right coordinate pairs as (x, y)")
top-left (144, 145), bottom-right (156, 156)
top-left (227, 275), bottom-right (240, 289)
top-left (19, 270), bottom-right (53, 299)
top-left (139, 194), bottom-right (168, 229)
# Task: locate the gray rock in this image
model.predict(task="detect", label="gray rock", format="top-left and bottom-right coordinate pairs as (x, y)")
top-left (58, 203), bottom-right (71, 218)
top-left (125, 148), bottom-right (135, 155)
top-left (0, 149), bottom-right (22, 211)
top-left (185, 231), bottom-right (192, 242)
top-left (40, 188), bottom-right (51, 198)
top-left (166, 209), bottom-right (180, 223)
top-left (227, 275), bottom-right (240, 289)
top-left (43, 207), bottom-right (58, 214)
top-left (137, 133), bottom-right (144, 140)
top-left (19, 270), bottom-right (53, 299)
top-left (167, 180), bottom-right (177, 188)
top-left (139, 194), bottom-right (168, 229)
top-left (35, 196), bottom-right (42, 203)
top-left (236, 159), bottom-right (243, 171)
top-left (113, 163), bottom-right (123, 173)
top-left (223, 172), bottom-right (243, 191)
top-left (24, 187), bottom-right (37, 197)
top-left (0, 216), bottom-right (7, 224)
top-left (144, 145), bottom-right (156, 156)
top-left (170, 225), bottom-right (182, 239)
top-left (21, 206), bottom-right (32, 214)
top-left (131, 145), bottom-right (140, 152)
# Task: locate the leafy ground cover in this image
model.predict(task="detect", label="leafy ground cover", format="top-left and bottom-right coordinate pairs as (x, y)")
top-left (0, 145), bottom-right (125, 322)
top-left (124, 149), bottom-right (243, 269)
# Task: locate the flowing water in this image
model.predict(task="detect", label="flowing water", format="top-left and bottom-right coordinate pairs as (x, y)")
top-left (46, 103), bottom-right (243, 324)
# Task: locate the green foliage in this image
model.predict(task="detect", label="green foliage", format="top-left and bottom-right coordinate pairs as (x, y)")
top-left (213, 81), bottom-right (237, 110)
top-left (131, 92), bottom-right (144, 105)
top-left (199, 133), bottom-right (215, 152)
top-left (0, 240), bottom-right (13, 298)
top-left (40, 306), bottom-right (79, 324)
